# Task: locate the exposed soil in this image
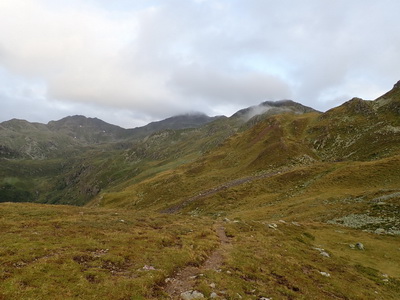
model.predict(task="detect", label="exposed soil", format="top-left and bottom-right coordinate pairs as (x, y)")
top-left (163, 223), bottom-right (231, 299)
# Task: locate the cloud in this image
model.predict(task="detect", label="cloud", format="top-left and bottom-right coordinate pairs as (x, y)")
top-left (169, 65), bottom-right (291, 108)
top-left (0, 0), bottom-right (400, 127)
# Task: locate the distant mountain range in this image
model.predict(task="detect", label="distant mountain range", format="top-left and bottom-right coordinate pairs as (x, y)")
top-left (0, 100), bottom-right (315, 160)
top-left (0, 113), bottom-right (222, 159)
top-left (0, 81), bottom-right (399, 207)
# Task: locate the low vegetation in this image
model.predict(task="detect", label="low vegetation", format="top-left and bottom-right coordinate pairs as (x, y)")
top-left (0, 203), bottom-right (218, 299)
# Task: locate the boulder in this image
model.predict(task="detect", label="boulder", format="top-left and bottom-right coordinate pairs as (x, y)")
top-left (180, 290), bottom-right (205, 300)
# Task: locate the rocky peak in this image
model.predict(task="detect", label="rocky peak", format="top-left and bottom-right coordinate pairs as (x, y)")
top-left (393, 80), bottom-right (400, 89)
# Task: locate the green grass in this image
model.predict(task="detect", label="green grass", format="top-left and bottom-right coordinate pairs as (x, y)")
top-left (0, 203), bottom-right (218, 299)
top-left (163, 220), bottom-right (400, 299)
top-left (1, 203), bottom-right (399, 299)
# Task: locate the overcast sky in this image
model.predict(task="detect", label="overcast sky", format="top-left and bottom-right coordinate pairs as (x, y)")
top-left (1, 0), bottom-right (400, 128)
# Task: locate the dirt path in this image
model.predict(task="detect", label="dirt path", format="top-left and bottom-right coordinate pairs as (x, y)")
top-left (163, 224), bottom-right (231, 299)
top-left (161, 169), bottom-right (287, 214)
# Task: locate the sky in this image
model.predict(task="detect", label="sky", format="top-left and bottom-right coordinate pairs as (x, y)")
top-left (1, 0), bottom-right (400, 128)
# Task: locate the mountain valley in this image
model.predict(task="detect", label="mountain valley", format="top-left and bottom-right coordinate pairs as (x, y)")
top-left (1, 83), bottom-right (400, 299)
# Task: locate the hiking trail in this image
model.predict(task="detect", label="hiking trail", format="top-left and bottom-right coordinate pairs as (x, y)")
top-left (163, 223), bottom-right (231, 299)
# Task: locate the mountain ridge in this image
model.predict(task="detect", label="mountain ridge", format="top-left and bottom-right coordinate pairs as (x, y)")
top-left (1, 89), bottom-right (399, 205)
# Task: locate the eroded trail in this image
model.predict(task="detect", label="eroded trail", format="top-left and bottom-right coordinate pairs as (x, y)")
top-left (163, 223), bottom-right (231, 299)
top-left (161, 169), bottom-right (287, 214)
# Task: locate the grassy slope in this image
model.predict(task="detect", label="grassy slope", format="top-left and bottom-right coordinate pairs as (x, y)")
top-left (80, 99), bottom-right (400, 298)
top-left (0, 203), bottom-right (218, 299)
top-left (1, 203), bottom-right (399, 299)
top-left (0, 116), bottom-right (238, 206)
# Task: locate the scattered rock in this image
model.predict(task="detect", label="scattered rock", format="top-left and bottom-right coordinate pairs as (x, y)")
top-left (355, 242), bottom-right (364, 250)
top-left (259, 297), bottom-right (272, 300)
top-left (164, 277), bottom-right (173, 283)
top-left (180, 290), bottom-right (205, 300)
top-left (327, 214), bottom-right (398, 234)
top-left (279, 220), bottom-right (286, 223)
top-left (319, 271), bottom-right (331, 277)
top-left (320, 251), bottom-right (330, 258)
top-left (120, 219), bottom-right (125, 223)
top-left (142, 265), bottom-right (156, 271)
top-left (268, 223), bottom-right (278, 230)
top-left (210, 282), bottom-right (216, 288)
top-left (313, 247), bottom-right (330, 257)
top-left (91, 249), bottom-right (109, 257)
top-left (223, 218), bottom-right (230, 222)
top-left (210, 292), bottom-right (218, 299)
top-left (349, 244), bottom-right (356, 249)
top-left (375, 228), bottom-right (386, 234)
top-left (291, 221), bottom-right (301, 226)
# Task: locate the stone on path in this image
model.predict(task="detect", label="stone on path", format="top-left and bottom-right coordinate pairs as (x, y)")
top-left (180, 290), bottom-right (205, 300)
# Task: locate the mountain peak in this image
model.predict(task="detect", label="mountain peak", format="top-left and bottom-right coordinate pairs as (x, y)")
top-left (231, 99), bottom-right (318, 120)
top-left (127, 113), bottom-right (223, 138)
top-left (393, 80), bottom-right (400, 89)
